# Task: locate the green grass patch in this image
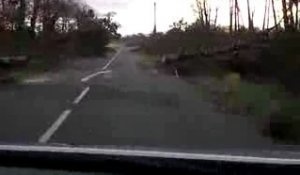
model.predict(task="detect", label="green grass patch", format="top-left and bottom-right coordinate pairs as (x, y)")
top-left (238, 81), bottom-right (284, 117)
top-left (107, 41), bottom-right (121, 50)
top-left (9, 57), bottom-right (51, 83)
top-left (195, 73), bottom-right (300, 143)
top-left (138, 53), bottom-right (160, 68)
top-left (197, 76), bottom-right (286, 117)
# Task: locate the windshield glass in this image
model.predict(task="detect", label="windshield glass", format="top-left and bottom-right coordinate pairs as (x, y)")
top-left (0, 0), bottom-right (299, 157)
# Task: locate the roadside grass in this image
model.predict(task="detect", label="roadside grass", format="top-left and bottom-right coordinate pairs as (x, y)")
top-left (196, 73), bottom-right (284, 116)
top-left (137, 53), bottom-right (160, 69)
top-left (10, 57), bottom-right (52, 83)
top-left (107, 41), bottom-right (121, 50)
top-left (195, 72), bottom-right (300, 143)
top-left (267, 98), bottom-right (300, 144)
top-left (238, 81), bottom-right (284, 117)
top-left (4, 43), bottom-right (118, 84)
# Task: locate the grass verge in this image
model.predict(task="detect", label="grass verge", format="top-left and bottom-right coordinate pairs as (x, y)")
top-left (9, 56), bottom-right (52, 83)
top-left (196, 72), bottom-right (300, 143)
top-left (137, 53), bottom-right (160, 69)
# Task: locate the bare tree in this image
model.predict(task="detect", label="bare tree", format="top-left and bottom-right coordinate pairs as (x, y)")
top-left (281, 0), bottom-right (300, 31)
top-left (1, 0), bottom-right (5, 11)
top-left (263, 0), bottom-right (268, 30)
top-left (267, 0), bottom-right (271, 29)
top-left (203, 0), bottom-right (209, 28)
top-left (271, 0), bottom-right (278, 30)
top-left (247, 0), bottom-right (254, 31)
top-left (30, 0), bottom-right (40, 35)
top-left (288, 0), bottom-right (295, 27)
top-left (195, 0), bottom-right (204, 26)
top-left (16, 0), bottom-right (26, 30)
top-left (234, 0), bottom-right (240, 31)
top-left (214, 7), bottom-right (218, 26)
top-left (282, 0), bottom-right (290, 29)
top-left (296, 0), bottom-right (299, 29)
top-left (194, 0), bottom-right (212, 29)
top-left (229, 0), bottom-right (233, 33)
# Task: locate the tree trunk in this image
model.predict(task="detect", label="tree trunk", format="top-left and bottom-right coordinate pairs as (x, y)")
top-left (271, 0), bottom-right (278, 30)
top-left (195, 0), bottom-right (204, 26)
top-left (208, 7), bottom-right (212, 26)
top-left (282, 0), bottom-right (290, 30)
top-left (234, 0), bottom-right (238, 32)
top-left (247, 0), bottom-right (253, 31)
top-left (247, 0), bottom-right (254, 31)
top-left (263, 0), bottom-right (268, 30)
top-left (1, 0), bottom-right (5, 11)
top-left (267, 0), bottom-right (271, 29)
top-left (229, 0), bottom-right (233, 33)
top-left (42, 0), bottom-right (57, 34)
top-left (296, 1), bottom-right (299, 29)
top-left (288, 0), bottom-right (295, 28)
top-left (62, 17), bottom-right (68, 32)
top-left (203, 0), bottom-right (209, 28)
top-left (214, 7), bottom-right (218, 26)
top-left (30, 0), bottom-right (40, 36)
top-left (17, 0), bottom-right (26, 30)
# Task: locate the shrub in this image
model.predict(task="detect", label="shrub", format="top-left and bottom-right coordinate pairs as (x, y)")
top-left (267, 99), bottom-right (300, 143)
top-left (0, 30), bottom-right (32, 56)
top-left (259, 32), bottom-right (300, 94)
top-left (75, 28), bottom-right (109, 56)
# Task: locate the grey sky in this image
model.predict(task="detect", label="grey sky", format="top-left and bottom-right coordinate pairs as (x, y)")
top-left (85, 0), bottom-right (282, 35)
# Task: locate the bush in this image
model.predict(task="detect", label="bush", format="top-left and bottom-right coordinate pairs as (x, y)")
top-left (75, 28), bottom-right (109, 56)
top-left (267, 99), bottom-right (300, 143)
top-left (259, 32), bottom-right (300, 93)
top-left (33, 27), bottom-right (110, 58)
top-left (0, 30), bottom-right (32, 56)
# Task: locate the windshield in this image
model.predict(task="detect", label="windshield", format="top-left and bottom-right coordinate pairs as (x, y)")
top-left (0, 0), bottom-right (299, 159)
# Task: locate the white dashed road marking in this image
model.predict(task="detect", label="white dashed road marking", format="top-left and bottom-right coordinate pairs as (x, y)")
top-left (102, 48), bottom-right (123, 70)
top-left (81, 70), bottom-right (112, 82)
top-left (175, 68), bottom-right (179, 78)
top-left (73, 86), bottom-right (90, 104)
top-left (38, 47), bottom-right (123, 143)
top-left (81, 48), bottom-right (122, 83)
top-left (39, 109), bottom-right (72, 144)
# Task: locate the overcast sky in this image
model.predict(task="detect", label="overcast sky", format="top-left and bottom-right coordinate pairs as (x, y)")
top-left (85, 0), bottom-right (282, 35)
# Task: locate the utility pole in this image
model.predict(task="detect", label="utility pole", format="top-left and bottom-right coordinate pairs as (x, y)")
top-left (153, 2), bottom-right (157, 34)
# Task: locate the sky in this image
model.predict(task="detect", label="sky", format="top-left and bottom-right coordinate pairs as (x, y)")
top-left (84, 0), bottom-right (282, 35)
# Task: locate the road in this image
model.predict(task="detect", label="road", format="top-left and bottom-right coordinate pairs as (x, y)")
top-left (0, 45), bottom-right (275, 152)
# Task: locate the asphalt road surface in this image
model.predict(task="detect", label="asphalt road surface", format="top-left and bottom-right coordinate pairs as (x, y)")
top-left (0, 45), bottom-right (278, 152)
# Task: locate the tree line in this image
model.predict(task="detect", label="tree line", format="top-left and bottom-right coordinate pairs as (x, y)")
top-left (194, 0), bottom-right (300, 32)
top-left (0, 0), bottom-right (120, 57)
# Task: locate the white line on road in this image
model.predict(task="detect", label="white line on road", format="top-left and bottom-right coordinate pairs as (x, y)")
top-left (80, 47), bottom-right (122, 83)
top-left (81, 70), bottom-right (112, 82)
top-left (38, 109), bottom-right (72, 144)
top-left (73, 86), bottom-right (90, 104)
top-left (38, 47), bottom-right (123, 143)
top-left (174, 68), bottom-right (179, 78)
top-left (102, 48), bottom-right (123, 70)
